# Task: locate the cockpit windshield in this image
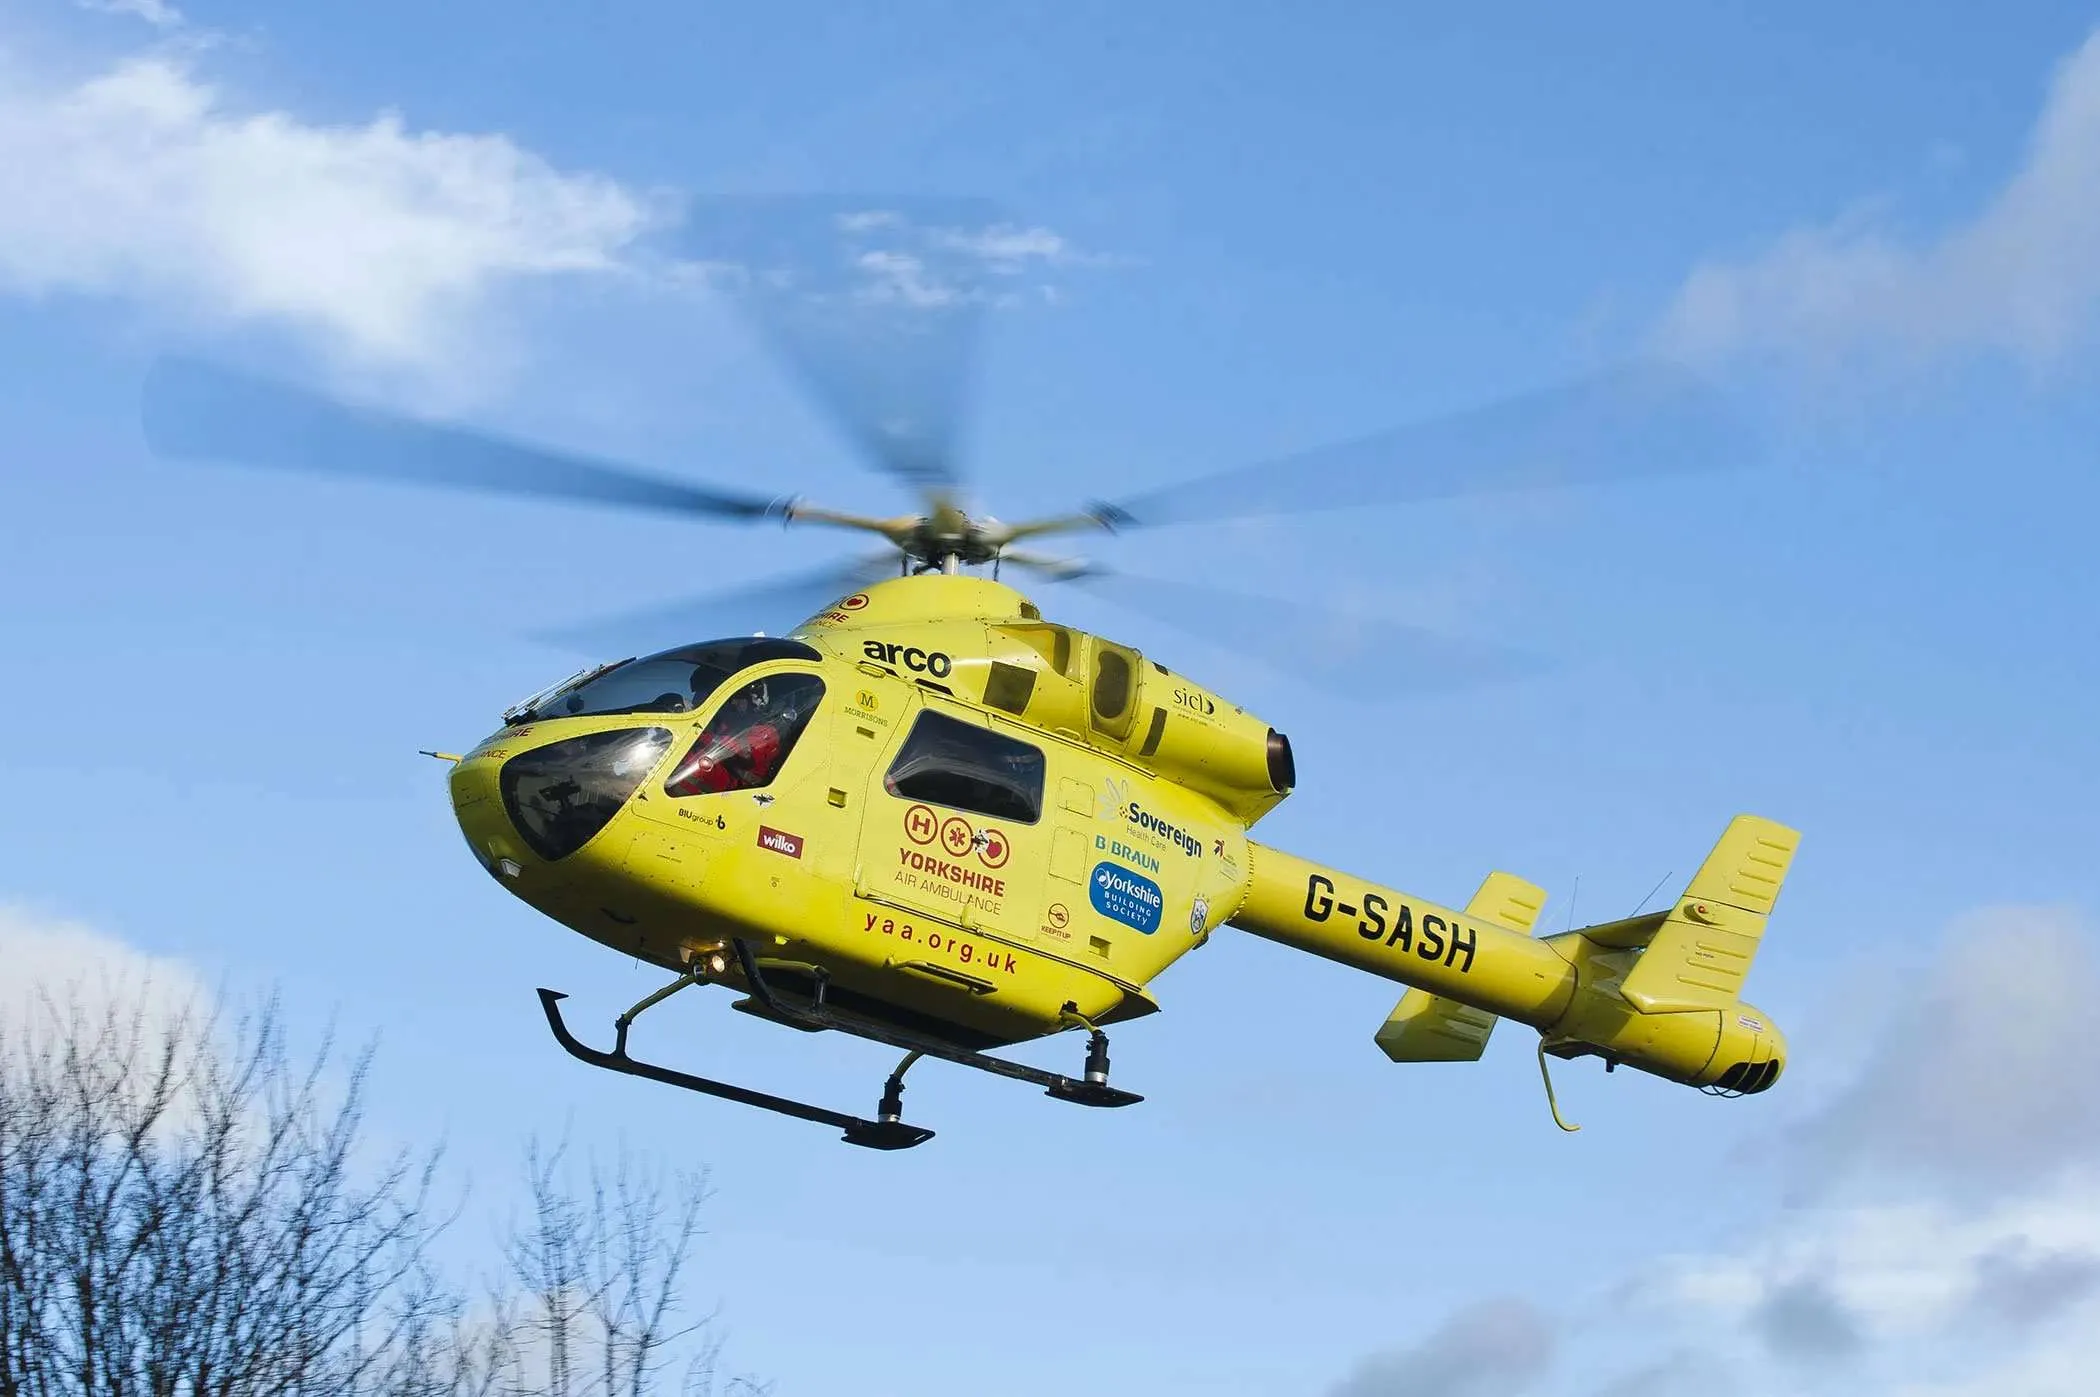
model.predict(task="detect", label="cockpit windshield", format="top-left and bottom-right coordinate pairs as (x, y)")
top-left (512, 638), bottom-right (821, 724)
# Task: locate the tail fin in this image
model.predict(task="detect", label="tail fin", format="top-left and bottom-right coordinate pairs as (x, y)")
top-left (1616, 815), bottom-right (1800, 1014)
top-left (1374, 871), bottom-right (1547, 1062)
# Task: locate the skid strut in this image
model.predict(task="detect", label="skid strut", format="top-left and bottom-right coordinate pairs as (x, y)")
top-left (727, 939), bottom-right (1143, 1108)
top-left (536, 939), bottom-right (1141, 1151)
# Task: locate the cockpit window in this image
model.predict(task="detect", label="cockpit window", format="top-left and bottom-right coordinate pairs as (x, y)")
top-left (664, 674), bottom-right (826, 796)
top-left (517, 638), bottom-right (820, 723)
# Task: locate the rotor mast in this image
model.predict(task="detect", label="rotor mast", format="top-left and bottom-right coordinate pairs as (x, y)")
top-left (779, 493), bottom-right (1118, 578)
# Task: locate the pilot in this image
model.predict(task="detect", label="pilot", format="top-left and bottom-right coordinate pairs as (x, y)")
top-left (679, 681), bottom-right (789, 793)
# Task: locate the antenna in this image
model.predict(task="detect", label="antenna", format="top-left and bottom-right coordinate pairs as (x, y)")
top-left (1629, 870), bottom-right (1673, 918)
top-left (1564, 875), bottom-right (1580, 934)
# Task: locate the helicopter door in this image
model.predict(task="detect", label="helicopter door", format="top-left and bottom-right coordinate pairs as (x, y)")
top-left (865, 703), bottom-right (1046, 947)
top-left (636, 671), bottom-right (832, 885)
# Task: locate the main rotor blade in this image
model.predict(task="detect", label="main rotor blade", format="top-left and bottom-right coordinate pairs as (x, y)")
top-left (531, 555), bottom-right (900, 658)
top-left (1095, 361), bottom-right (1758, 529)
top-left (680, 196), bottom-right (1009, 504)
top-left (1015, 562), bottom-right (1549, 699)
top-left (142, 357), bottom-right (786, 521)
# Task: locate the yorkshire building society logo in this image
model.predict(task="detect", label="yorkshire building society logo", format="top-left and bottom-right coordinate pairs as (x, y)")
top-left (1090, 862), bottom-right (1163, 934)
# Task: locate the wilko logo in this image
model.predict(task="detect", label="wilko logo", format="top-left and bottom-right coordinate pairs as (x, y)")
top-left (841, 593), bottom-right (870, 610)
top-left (756, 826), bottom-right (803, 859)
top-left (904, 804), bottom-right (940, 846)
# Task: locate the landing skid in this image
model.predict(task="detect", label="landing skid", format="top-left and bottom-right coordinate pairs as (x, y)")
top-left (536, 939), bottom-right (1142, 1151)
top-left (538, 989), bottom-right (933, 1150)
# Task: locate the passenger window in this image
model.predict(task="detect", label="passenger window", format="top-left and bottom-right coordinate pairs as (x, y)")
top-left (885, 710), bottom-right (1046, 823)
top-left (1090, 641), bottom-right (1140, 740)
top-left (664, 674), bottom-right (825, 796)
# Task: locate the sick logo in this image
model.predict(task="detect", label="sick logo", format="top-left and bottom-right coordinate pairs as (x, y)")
top-left (904, 804), bottom-right (940, 846)
top-left (939, 816), bottom-right (975, 858)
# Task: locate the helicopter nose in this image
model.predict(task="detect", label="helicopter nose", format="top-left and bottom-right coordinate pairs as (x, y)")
top-left (448, 755), bottom-right (523, 876)
top-left (450, 727), bottom-right (675, 872)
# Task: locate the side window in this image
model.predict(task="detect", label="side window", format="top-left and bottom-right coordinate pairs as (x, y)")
top-left (884, 710), bottom-right (1045, 823)
top-left (1089, 640), bottom-right (1140, 740)
top-left (664, 673), bottom-right (825, 796)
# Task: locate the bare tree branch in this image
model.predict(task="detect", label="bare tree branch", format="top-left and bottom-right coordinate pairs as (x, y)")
top-left (0, 985), bottom-right (758, 1397)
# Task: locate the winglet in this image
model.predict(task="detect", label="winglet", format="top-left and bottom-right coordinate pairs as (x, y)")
top-left (1618, 815), bottom-right (1800, 1014)
top-left (1374, 871), bottom-right (1547, 1063)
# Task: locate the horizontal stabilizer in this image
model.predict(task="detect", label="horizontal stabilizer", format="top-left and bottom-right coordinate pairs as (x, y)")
top-left (1618, 815), bottom-right (1800, 1014)
top-left (1375, 871), bottom-right (1545, 1063)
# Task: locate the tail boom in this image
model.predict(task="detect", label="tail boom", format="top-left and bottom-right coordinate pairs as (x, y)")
top-left (1227, 819), bottom-right (1796, 1096)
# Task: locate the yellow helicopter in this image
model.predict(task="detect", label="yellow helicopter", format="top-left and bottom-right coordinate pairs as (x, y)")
top-left (141, 199), bottom-right (1794, 1149)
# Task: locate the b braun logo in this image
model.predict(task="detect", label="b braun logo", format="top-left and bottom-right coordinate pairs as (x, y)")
top-left (861, 640), bottom-right (953, 678)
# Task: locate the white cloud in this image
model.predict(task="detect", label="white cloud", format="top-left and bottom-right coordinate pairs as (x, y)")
top-left (1621, 908), bottom-right (2100, 1395)
top-left (1320, 907), bottom-right (2100, 1397)
top-left (0, 49), bottom-right (654, 370)
top-left (1787, 906), bottom-right (2100, 1190)
top-left (1655, 29), bottom-right (2100, 370)
top-left (1616, 908), bottom-right (2100, 1395)
top-left (0, 902), bottom-right (211, 1048)
top-left (0, 47), bottom-right (1100, 385)
top-left (1329, 1298), bottom-right (1556, 1397)
top-left (929, 221), bottom-right (1084, 271)
top-left (76, 0), bottom-right (184, 30)
top-left (1658, 1183), bottom-right (2100, 1337)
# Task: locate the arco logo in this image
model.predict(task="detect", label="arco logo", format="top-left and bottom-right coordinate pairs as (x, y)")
top-left (861, 640), bottom-right (953, 678)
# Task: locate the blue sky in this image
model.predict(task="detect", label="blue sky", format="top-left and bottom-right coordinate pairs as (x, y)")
top-left (6, 2), bottom-right (2100, 1393)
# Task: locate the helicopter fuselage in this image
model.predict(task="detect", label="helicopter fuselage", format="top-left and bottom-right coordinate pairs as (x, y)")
top-left (448, 572), bottom-right (1791, 1102)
